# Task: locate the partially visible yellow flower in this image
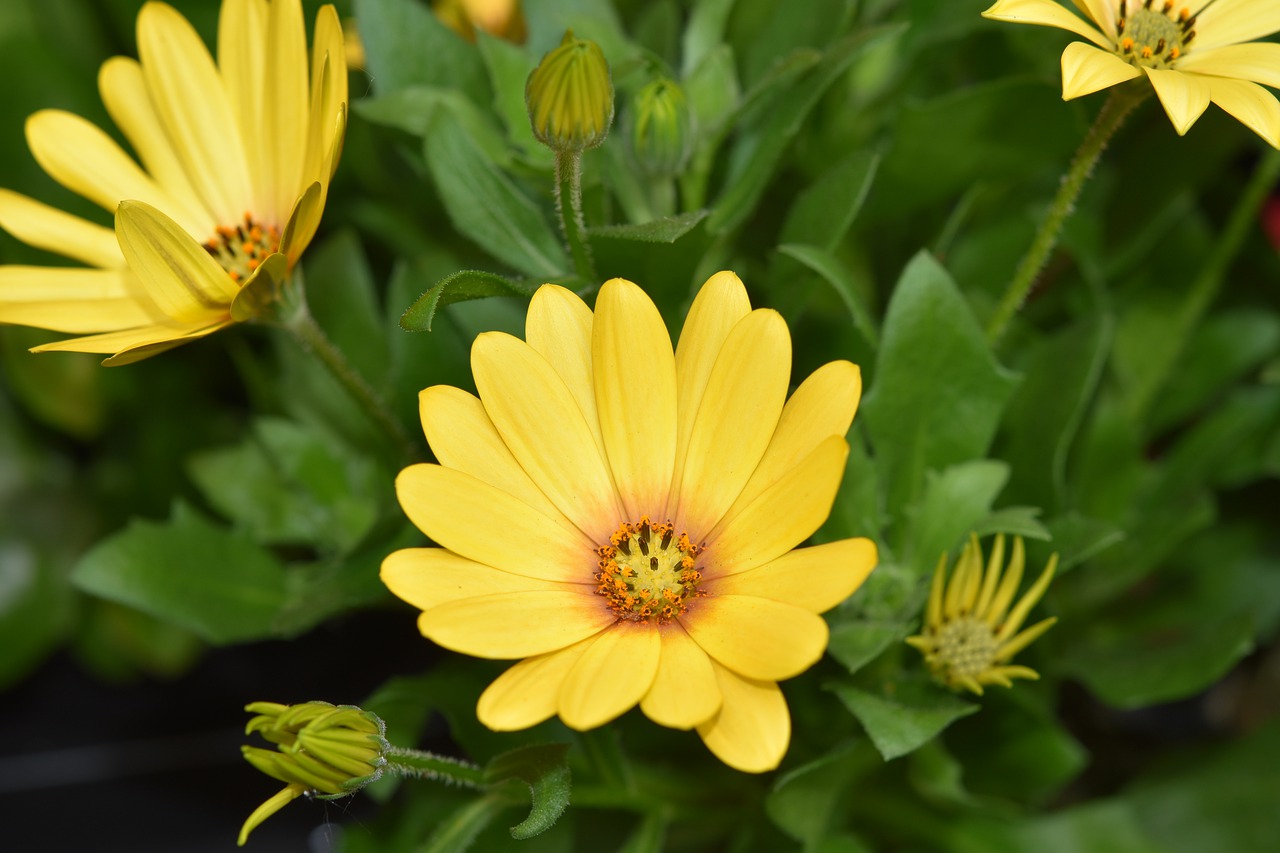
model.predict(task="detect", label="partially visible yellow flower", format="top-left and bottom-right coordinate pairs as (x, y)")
top-left (434, 0), bottom-right (527, 44)
top-left (907, 534), bottom-right (1058, 695)
top-left (982, 0), bottom-right (1280, 147)
top-left (526, 30), bottom-right (614, 153)
top-left (0, 0), bottom-right (348, 365)
top-left (382, 272), bottom-right (878, 773)
top-left (239, 701), bottom-right (387, 845)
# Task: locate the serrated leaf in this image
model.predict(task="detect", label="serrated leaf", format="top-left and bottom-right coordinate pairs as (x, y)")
top-left (832, 681), bottom-right (978, 761)
top-left (71, 503), bottom-right (288, 645)
top-left (589, 210), bottom-right (709, 243)
top-left (400, 270), bottom-right (541, 333)
top-left (484, 743), bottom-right (572, 839)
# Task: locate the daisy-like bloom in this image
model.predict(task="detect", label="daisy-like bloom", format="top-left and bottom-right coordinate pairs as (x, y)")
top-left (0, 0), bottom-right (347, 365)
top-left (982, 0), bottom-right (1280, 147)
top-left (907, 534), bottom-right (1059, 695)
top-left (382, 273), bottom-right (878, 773)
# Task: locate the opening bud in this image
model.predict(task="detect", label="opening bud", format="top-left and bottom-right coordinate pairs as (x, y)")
top-left (630, 78), bottom-right (694, 177)
top-left (526, 30), bottom-right (614, 153)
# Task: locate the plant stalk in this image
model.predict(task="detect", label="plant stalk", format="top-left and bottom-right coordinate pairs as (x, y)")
top-left (555, 149), bottom-right (596, 282)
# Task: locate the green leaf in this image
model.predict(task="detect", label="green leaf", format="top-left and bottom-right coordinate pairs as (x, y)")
top-left (400, 270), bottom-right (541, 333)
top-left (832, 680), bottom-right (978, 761)
top-left (484, 743), bottom-right (572, 839)
top-left (354, 0), bottom-right (489, 100)
top-left (826, 619), bottom-right (914, 677)
top-left (1042, 512), bottom-right (1125, 572)
top-left (422, 120), bottom-right (567, 278)
top-left (778, 243), bottom-right (880, 349)
top-left (949, 800), bottom-right (1163, 853)
top-left (475, 32), bottom-right (551, 164)
top-left (419, 795), bottom-right (500, 853)
top-left (779, 150), bottom-right (882, 252)
top-left (766, 741), bottom-right (879, 844)
top-left (860, 252), bottom-right (1019, 520)
top-left (970, 507), bottom-right (1052, 543)
top-left (903, 459), bottom-right (1009, 575)
top-left (355, 87), bottom-right (511, 167)
top-left (589, 210), bottom-right (709, 243)
top-left (71, 503), bottom-right (288, 645)
top-left (618, 814), bottom-right (667, 853)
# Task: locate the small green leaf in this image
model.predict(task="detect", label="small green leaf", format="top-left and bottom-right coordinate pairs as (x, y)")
top-left (903, 459), bottom-right (1009, 575)
top-left (832, 681), bottom-right (979, 761)
top-left (356, 87), bottom-right (510, 167)
top-left (400, 270), bottom-right (542, 333)
top-left (484, 743), bottom-right (572, 839)
top-left (971, 507), bottom-right (1051, 543)
top-left (423, 121), bottom-right (567, 278)
top-left (589, 210), bottom-right (709, 243)
top-left (71, 503), bottom-right (288, 645)
top-left (778, 243), bottom-right (879, 349)
top-left (826, 619), bottom-right (913, 676)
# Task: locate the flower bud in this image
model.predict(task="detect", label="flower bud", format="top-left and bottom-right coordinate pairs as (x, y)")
top-left (239, 701), bottom-right (388, 845)
top-left (526, 30), bottom-right (614, 153)
top-left (630, 78), bottom-right (694, 177)
top-left (433, 0), bottom-right (527, 44)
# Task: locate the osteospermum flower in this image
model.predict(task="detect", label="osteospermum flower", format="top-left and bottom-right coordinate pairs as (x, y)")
top-left (983, 0), bottom-right (1280, 147)
top-left (0, 0), bottom-right (347, 364)
top-left (907, 534), bottom-right (1059, 695)
top-left (382, 273), bottom-right (878, 772)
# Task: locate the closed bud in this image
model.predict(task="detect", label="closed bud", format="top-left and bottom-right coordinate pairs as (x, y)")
top-left (630, 78), bottom-right (694, 177)
top-left (238, 701), bottom-right (388, 845)
top-left (526, 30), bottom-right (614, 153)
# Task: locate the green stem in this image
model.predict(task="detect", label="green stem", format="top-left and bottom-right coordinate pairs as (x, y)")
top-left (1131, 146), bottom-right (1280, 421)
top-left (282, 297), bottom-right (419, 463)
top-left (385, 746), bottom-right (487, 788)
top-left (986, 86), bottom-right (1148, 345)
top-left (555, 149), bottom-right (596, 282)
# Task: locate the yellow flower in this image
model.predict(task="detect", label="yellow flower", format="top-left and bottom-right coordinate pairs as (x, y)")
top-left (382, 272), bottom-right (878, 773)
top-left (0, 0), bottom-right (347, 365)
top-left (433, 0), bottom-right (527, 44)
top-left (907, 534), bottom-right (1059, 695)
top-left (982, 0), bottom-right (1280, 147)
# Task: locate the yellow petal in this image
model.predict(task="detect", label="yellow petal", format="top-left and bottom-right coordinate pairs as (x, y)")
top-left (1206, 76), bottom-right (1280, 150)
top-left (394, 463), bottom-right (595, 582)
top-left (263, 0), bottom-right (309, 221)
top-left (219, 0), bottom-right (269, 210)
top-left (381, 547), bottom-right (584, 612)
top-left (1068, 0), bottom-right (1114, 36)
top-left (472, 331), bottom-right (622, 540)
top-left (137, 1), bottom-right (252, 224)
top-left (1176, 42), bottom-right (1280, 89)
top-left (0, 189), bottom-right (122, 268)
top-left (702, 435), bottom-right (849, 579)
top-left (477, 638), bottom-right (594, 730)
top-left (1144, 68), bottom-right (1212, 135)
top-left (668, 271), bottom-right (752, 520)
top-left (592, 278), bottom-right (677, 519)
top-left (25, 110), bottom-right (179, 217)
top-left (98, 57), bottom-right (212, 237)
top-left (727, 359), bottom-right (861, 520)
top-left (525, 284), bottom-right (607, 458)
top-left (1192, 0), bottom-right (1280, 52)
top-left (558, 621), bottom-right (661, 729)
top-left (639, 623), bottom-right (722, 729)
top-left (944, 535), bottom-right (983, 619)
top-left (981, 0), bottom-right (1111, 50)
top-left (420, 590), bottom-right (615, 658)
top-left (115, 200), bottom-right (240, 322)
top-left (30, 318), bottom-right (232, 364)
top-left (695, 661), bottom-right (790, 773)
top-left (0, 267), bottom-right (160, 332)
top-left (1060, 41), bottom-right (1141, 100)
top-left (418, 385), bottom-right (562, 520)
top-left (311, 5), bottom-right (348, 123)
top-left (683, 595), bottom-right (828, 681)
top-left (997, 553), bottom-right (1058, 640)
top-left (305, 6), bottom-right (348, 189)
top-left (996, 616), bottom-right (1057, 661)
top-left (984, 536), bottom-right (1026, 627)
top-left (278, 181), bottom-right (325, 266)
top-left (925, 552), bottom-right (947, 628)
top-left (672, 309), bottom-right (790, 541)
top-left (702, 538), bottom-right (877, 614)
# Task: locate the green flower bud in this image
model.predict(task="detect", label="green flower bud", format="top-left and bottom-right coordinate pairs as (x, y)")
top-left (525, 30), bottom-right (614, 152)
top-left (630, 78), bottom-right (694, 177)
top-left (239, 701), bottom-right (388, 846)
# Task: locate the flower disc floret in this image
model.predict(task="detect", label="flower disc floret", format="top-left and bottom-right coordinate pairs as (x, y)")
top-left (596, 517), bottom-right (703, 622)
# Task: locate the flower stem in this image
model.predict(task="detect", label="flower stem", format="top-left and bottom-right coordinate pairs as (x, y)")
top-left (384, 746), bottom-right (487, 788)
top-left (555, 149), bottom-right (596, 282)
top-left (281, 293), bottom-right (419, 463)
top-left (986, 87), bottom-right (1148, 345)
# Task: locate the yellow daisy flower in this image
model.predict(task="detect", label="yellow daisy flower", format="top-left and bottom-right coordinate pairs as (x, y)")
top-left (907, 534), bottom-right (1059, 695)
top-left (0, 0), bottom-right (347, 365)
top-left (982, 0), bottom-right (1280, 147)
top-left (382, 272), bottom-right (878, 773)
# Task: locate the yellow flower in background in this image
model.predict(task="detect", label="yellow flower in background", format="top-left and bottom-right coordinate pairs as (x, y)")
top-left (0, 0), bottom-right (347, 365)
top-left (907, 534), bottom-right (1059, 695)
top-left (434, 0), bottom-right (527, 44)
top-left (982, 0), bottom-right (1280, 147)
top-left (382, 272), bottom-right (878, 773)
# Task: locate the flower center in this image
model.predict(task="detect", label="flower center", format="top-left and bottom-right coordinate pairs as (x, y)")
top-left (1115, 1), bottom-right (1196, 68)
top-left (932, 617), bottom-right (1000, 679)
top-left (202, 213), bottom-right (281, 284)
top-left (594, 516), bottom-right (703, 622)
